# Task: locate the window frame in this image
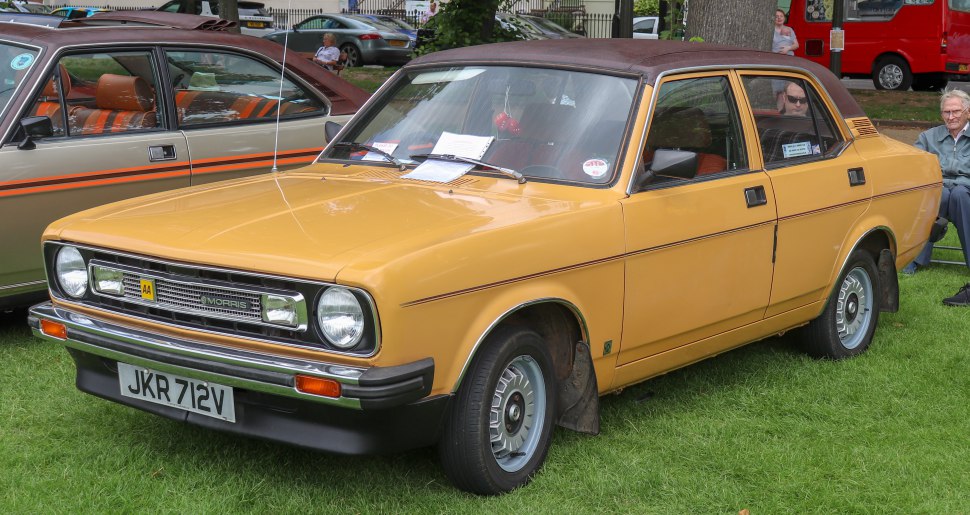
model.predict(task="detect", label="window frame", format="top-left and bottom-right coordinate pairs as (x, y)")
top-left (737, 71), bottom-right (849, 170)
top-left (161, 45), bottom-right (332, 130)
top-left (633, 70), bottom-right (754, 193)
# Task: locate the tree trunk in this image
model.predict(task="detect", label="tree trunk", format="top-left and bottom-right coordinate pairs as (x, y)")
top-left (219, 0), bottom-right (240, 35)
top-left (685, 0), bottom-right (775, 51)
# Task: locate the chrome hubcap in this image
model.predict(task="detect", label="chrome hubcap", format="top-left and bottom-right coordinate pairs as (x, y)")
top-left (836, 267), bottom-right (873, 349)
top-left (489, 355), bottom-right (546, 472)
top-left (879, 64), bottom-right (903, 89)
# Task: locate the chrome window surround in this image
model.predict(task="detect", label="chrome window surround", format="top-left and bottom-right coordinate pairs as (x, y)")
top-left (88, 259), bottom-right (310, 332)
top-left (45, 241), bottom-right (382, 358)
top-left (626, 64), bottom-right (856, 196)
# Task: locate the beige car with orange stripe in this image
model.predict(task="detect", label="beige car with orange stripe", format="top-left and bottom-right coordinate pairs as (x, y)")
top-left (30, 40), bottom-right (940, 494)
top-left (0, 11), bottom-right (368, 308)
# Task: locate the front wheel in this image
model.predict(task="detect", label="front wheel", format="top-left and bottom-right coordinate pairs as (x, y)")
top-left (873, 56), bottom-right (912, 91)
top-left (800, 250), bottom-right (881, 359)
top-left (438, 327), bottom-right (556, 495)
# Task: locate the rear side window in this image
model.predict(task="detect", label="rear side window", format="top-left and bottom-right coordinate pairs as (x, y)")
top-left (741, 76), bottom-right (842, 166)
top-left (27, 50), bottom-right (163, 138)
top-left (165, 50), bottom-right (327, 127)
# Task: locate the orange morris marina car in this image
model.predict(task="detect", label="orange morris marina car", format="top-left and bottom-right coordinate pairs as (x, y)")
top-left (0, 11), bottom-right (368, 308)
top-left (29, 40), bottom-right (941, 494)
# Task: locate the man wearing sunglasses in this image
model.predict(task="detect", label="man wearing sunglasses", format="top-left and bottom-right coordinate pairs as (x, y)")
top-left (780, 81), bottom-right (809, 116)
top-left (903, 90), bottom-right (970, 305)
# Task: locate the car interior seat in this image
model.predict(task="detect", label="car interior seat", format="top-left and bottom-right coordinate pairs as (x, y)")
top-left (69, 74), bottom-right (157, 135)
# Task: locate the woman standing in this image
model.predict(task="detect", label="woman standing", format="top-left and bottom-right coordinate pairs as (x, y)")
top-left (772, 9), bottom-right (799, 55)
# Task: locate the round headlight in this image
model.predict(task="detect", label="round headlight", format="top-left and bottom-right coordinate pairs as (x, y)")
top-left (55, 246), bottom-right (88, 299)
top-left (316, 287), bottom-right (365, 349)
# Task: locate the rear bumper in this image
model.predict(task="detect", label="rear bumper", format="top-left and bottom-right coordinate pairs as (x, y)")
top-left (29, 301), bottom-right (448, 454)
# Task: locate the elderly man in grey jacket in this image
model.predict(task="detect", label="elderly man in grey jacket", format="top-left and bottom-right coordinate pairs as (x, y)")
top-left (904, 89), bottom-right (970, 305)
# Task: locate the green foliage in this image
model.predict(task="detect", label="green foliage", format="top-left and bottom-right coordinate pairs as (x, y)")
top-left (415, 0), bottom-right (521, 55)
top-left (634, 0), bottom-right (660, 15)
top-left (660, 0), bottom-right (686, 40)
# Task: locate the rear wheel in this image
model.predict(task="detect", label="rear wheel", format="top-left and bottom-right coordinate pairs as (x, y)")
top-left (873, 56), bottom-right (913, 91)
top-left (439, 327), bottom-right (556, 495)
top-left (340, 44), bottom-right (361, 68)
top-left (800, 250), bottom-right (881, 359)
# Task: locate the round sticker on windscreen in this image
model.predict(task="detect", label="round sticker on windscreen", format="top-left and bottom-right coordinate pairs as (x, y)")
top-left (583, 158), bottom-right (609, 178)
top-left (10, 53), bottom-right (34, 71)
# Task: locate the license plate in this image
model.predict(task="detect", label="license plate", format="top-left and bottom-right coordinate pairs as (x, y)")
top-left (389, 40), bottom-right (407, 47)
top-left (118, 363), bottom-right (236, 422)
top-left (246, 21), bottom-right (266, 28)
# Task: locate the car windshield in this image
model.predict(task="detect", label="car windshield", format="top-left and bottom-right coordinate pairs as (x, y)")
top-left (328, 65), bottom-right (637, 185)
top-left (0, 42), bottom-right (38, 113)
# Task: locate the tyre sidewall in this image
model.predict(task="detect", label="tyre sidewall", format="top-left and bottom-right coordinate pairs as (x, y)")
top-left (804, 251), bottom-right (881, 359)
top-left (440, 327), bottom-right (557, 494)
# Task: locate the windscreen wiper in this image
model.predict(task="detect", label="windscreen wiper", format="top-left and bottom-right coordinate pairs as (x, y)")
top-left (410, 153), bottom-right (526, 184)
top-left (330, 142), bottom-right (405, 170)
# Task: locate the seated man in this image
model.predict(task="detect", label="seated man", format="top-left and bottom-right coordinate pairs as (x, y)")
top-left (313, 33), bottom-right (344, 72)
top-left (779, 81), bottom-right (808, 116)
top-left (904, 89), bottom-right (970, 281)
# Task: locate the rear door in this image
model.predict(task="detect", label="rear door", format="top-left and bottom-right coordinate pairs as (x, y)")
top-left (0, 48), bottom-right (189, 296)
top-left (163, 48), bottom-right (336, 186)
top-left (737, 72), bottom-right (870, 316)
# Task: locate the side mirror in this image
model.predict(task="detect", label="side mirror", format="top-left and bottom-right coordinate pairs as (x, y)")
top-left (17, 116), bottom-right (54, 150)
top-left (325, 121), bottom-right (343, 142)
top-left (636, 149), bottom-right (697, 190)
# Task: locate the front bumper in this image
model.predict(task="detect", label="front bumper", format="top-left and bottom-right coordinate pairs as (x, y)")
top-left (29, 301), bottom-right (448, 454)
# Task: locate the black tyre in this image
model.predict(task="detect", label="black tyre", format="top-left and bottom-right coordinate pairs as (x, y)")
top-left (340, 44), bottom-right (361, 67)
top-left (800, 250), bottom-right (881, 359)
top-left (439, 327), bottom-right (556, 495)
top-left (873, 56), bottom-right (913, 91)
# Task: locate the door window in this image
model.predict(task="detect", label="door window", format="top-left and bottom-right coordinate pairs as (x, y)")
top-left (640, 75), bottom-right (748, 188)
top-left (741, 76), bottom-right (843, 166)
top-left (26, 50), bottom-right (162, 138)
top-left (165, 50), bottom-right (327, 127)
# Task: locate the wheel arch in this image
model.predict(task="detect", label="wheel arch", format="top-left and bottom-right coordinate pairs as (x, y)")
top-left (824, 225), bottom-right (898, 316)
top-left (453, 298), bottom-right (601, 434)
top-left (871, 51), bottom-right (913, 75)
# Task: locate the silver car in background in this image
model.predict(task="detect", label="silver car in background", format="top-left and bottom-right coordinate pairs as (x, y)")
top-left (264, 13), bottom-right (413, 67)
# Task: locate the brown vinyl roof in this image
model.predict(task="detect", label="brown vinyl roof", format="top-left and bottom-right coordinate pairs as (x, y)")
top-left (410, 39), bottom-right (865, 118)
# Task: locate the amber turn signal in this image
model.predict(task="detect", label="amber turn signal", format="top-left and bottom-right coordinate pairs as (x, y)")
top-left (40, 319), bottom-right (68, 339)
top-left (295, 375), bottom-right (341, 398)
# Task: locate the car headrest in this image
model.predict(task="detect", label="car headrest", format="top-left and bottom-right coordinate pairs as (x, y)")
top-left (647, 106), bottom-right (712, 149)
top-left (42, 64), bottom-right (72, 98)
top-left (96, 74), bottom-right (155, 111)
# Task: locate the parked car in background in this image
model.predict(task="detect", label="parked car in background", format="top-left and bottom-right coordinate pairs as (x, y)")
top-left (0, 11), bottom-right (368, 308)
top-left (50, 6), bottom-right (110, 19)
top-left (633, 15), bottom-right (659, 39)
top-left (513, 13), bottom-right (583, 39)
top-left (0, 1), bottom-right (50, 14)
top-left (265, 13), bottom-right (413, 67)
top-left (157, 0), bottom-right (274, 37)
top-left (416, 12), bottom-right (575, 51)
top-left (357, 13), bottom-right (417, 44)
top-left (29, 39), bottom-right (941, 494)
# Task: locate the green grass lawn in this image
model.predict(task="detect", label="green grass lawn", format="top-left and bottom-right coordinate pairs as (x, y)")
top-left (2, 233), bottom-right (968, 511)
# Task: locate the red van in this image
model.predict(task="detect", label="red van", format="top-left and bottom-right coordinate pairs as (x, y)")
top-left (783, 0), bottom-right (970, 91)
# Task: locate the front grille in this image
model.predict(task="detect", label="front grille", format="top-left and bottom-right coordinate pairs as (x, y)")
top-left (120, 272), bottom-right (262, 322)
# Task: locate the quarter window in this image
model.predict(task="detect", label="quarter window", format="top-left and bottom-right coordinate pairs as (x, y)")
top-left (641, 75), bottom-right (748, 186)
top-left (27, 51), bottom-right (162, 138)
top-left (741, 76), bottom-right (843, 166)
top-left (165, 50), bottom-right (327, 127)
